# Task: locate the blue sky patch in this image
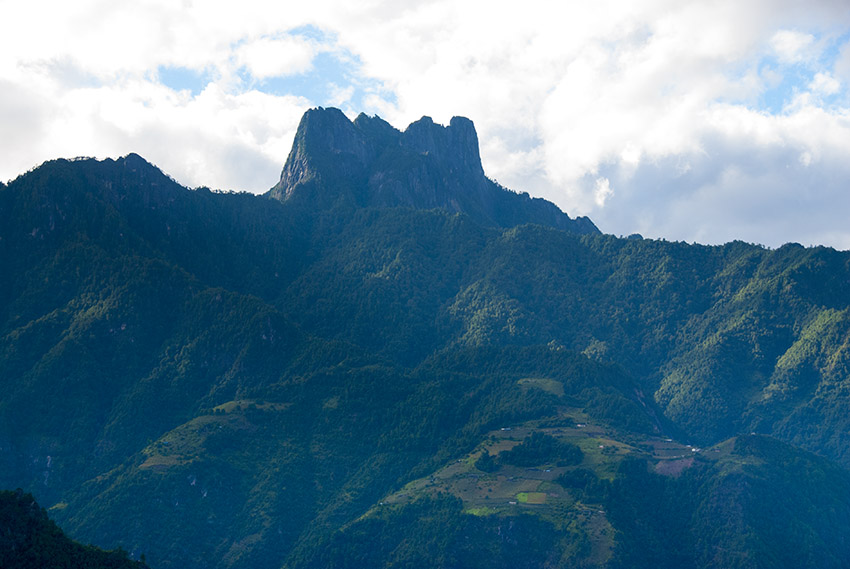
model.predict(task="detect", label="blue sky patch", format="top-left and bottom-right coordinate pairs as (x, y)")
top-left (753, 32), bottom-right (849, 114)
top-left (157, 66), bottom-right (211, 96)
top-left (249, 47), bottom-right (397, 111)
top-left (757, 61), bottom-right (810, 114)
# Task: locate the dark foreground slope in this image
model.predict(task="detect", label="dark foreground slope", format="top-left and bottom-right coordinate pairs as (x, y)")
top-left (0, 489), bottom-right (148, 569)
top-left (2, 110), bottom-right (850, 568)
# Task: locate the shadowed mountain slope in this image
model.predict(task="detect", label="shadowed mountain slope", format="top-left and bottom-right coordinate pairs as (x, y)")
top-left (2, 109), bottom-right (850, 568)
top-left (0, 489), bottom-right (148, 569)
top-left (268, 107), bottom-right (598, 234)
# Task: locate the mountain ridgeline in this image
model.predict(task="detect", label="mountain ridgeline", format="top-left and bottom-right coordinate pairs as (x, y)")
top-left (0, 489), bottom-right (149, 569)
top-left (2, 108), bottom-right (850, 569)
top-left (269, 107), bottom-right (598, 233)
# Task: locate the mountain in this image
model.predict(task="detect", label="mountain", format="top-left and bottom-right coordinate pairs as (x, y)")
top-left (0, 488), bottom-right (148, 569)
top-left (298, 434), bottom-right (850, 569)
top-left (2, 108), bottom-right (850, 568)
top-left (268, 107), bottom-right (598, 234)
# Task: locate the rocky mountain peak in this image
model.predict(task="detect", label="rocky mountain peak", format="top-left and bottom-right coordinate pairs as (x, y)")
top-left (268, 107), bottom-right (598, 234)
top-left (401, 115), bottom-right (484, 179)
top-left (297, 107), bottom-right (371, 162)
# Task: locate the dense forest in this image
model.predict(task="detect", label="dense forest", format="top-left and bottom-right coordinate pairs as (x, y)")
top-left (2, 108), bottom-right (850, 568)
top-left (0, 489), bottom-right (148, 569)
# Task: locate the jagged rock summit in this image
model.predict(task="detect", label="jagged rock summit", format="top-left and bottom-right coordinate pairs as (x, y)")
top-left (268, 107), bottom-right (598, 234)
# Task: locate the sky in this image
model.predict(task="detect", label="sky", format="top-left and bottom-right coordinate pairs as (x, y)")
top-left (2, 1), bottom-right (850, 249)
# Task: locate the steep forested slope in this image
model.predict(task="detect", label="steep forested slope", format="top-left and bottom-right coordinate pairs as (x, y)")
top-left (2, 109), bottom-right (850, 568)
top-left (0, 489), bottom-right (148, 569)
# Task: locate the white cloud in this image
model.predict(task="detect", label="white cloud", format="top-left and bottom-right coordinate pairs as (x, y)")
top-left (810, 71), bottom-right (841, 95)
top-left (770, 30), bottom-right (817, 63)
top-left (327, 83), bottom-right (356, 107)
top-left (593, 177), bottom-right (613, 207)
top-left (236, 35), bottom-right (316, 79)
top-left (1, 69), bottom-right (309, 190)
top-left (836, 41), bottom-right (850, 84)
top-left (586, 102), bottom-right (850, 246)
top-left (2, 0), bottom-right (850, 248)
top-left (338, 1), bottom-right (850, 247)
top-left (0, 0), bottom-right (327, 187)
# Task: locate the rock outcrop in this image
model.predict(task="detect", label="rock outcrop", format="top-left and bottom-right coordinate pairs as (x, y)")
top-left (268, 107), bottom-right (598, 234)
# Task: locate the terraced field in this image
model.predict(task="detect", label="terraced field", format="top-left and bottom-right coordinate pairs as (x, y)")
top-left (367, 402), bottom-right (719, 565)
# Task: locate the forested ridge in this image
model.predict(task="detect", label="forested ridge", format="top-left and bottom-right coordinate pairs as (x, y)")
top-left (0, 489), bottom-right (148, 569)
top-left (2, 109), bottom-right (850, 568)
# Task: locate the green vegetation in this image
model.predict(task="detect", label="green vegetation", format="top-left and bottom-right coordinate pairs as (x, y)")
top-left (3, 147), bottom-right (850, 568)
top-left (518, 377), bottom-right (565, 397)
top-left (498, 432), bottom-right (583, 467)
top-left (290, 495), bottom-right (565, 569)
top-left (0, 489), bottom-right (147, 569)
top-left (516, 492), bottom-right (546, 504)
top-left (474, 450), bottom-right (499, 473)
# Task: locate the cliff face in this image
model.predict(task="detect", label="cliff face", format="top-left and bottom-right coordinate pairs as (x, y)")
top-left (268, 107), bottom-right (598, 234)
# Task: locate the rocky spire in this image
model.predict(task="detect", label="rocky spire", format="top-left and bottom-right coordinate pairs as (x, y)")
top-left (267, 107), bottom-right (598, 234)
